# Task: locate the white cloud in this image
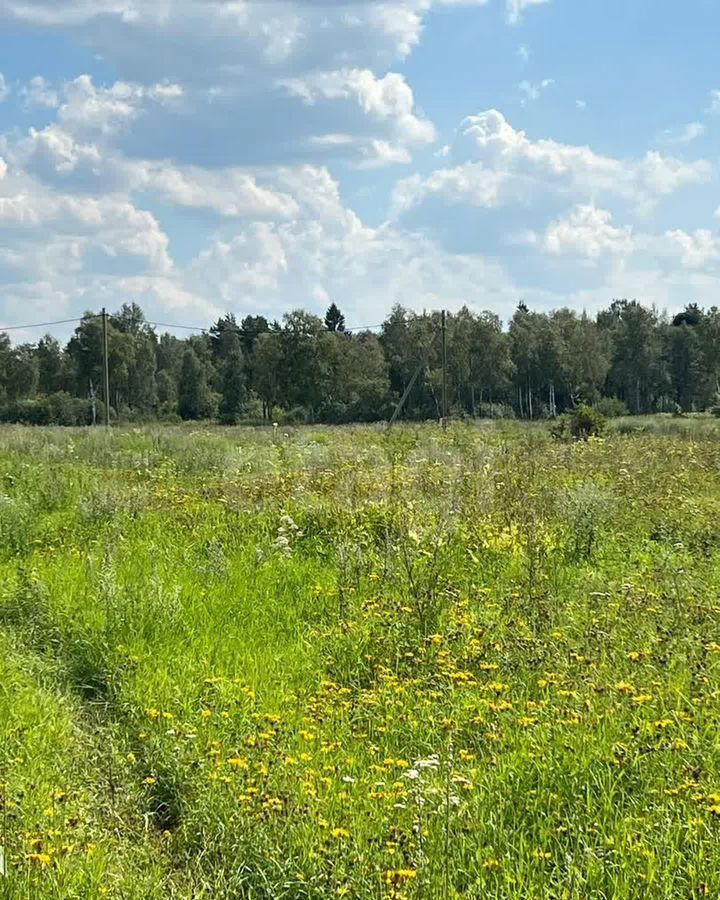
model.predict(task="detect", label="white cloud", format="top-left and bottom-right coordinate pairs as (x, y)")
top-left (356, 140), bottom-right (413, 168)
top-left (12, 123), bottom-right (302, 220)
top-left (0, 74), bottom-right (10, 103)
top-left (506, 0), bottom-right (551, 25)
top-left (707, 89), bottom-right (720, 116)
top-left (657, 229), bottom-right (720, 270)
top-left (524, 204), bottom-right (634, 259)
top-left (518, 78), bottom-right (555, 105)
top-left (185, 216), bottom-right (517, 322)
top-left (522, 203), bottom-right (720, 275)
top-left (137, 163), bottom-right (299, 219)
top-left (20, 76), bottom-right (59, 109)
top-left (282, 68), bottom-right (435, 146)
top-left (1, 1), bottom-right (720, 332)
top-left (57, 74), bottom-right (183, 136)
top-left (575, 99), bottom-right (587, 111)
top-left (392, 109), bottom-right (711, 217)
top-left (0, 172), bottom-right (172, 274)
top-left (659, 121), bottom-right (705, 145)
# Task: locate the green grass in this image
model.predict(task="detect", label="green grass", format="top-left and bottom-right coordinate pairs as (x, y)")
top-left (2, 421), bottom-right (720, 897)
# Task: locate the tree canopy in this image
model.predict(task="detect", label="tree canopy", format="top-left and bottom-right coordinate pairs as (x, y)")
top-left (1, 300), bottom-right (718, 425)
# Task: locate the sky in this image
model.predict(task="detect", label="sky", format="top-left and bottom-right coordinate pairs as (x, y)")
top-left (0, 0), bottom-right (719, 340)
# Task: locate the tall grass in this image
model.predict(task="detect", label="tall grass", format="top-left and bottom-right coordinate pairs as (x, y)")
top-left (1, 420), bottom-right (720, 897)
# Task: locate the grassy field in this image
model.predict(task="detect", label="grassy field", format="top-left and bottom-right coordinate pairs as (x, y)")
top-left (2, 421), bottom-right (720, 898)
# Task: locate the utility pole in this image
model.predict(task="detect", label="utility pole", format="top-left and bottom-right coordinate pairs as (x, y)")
top-left (101, 307), bottom-right (111, 427)
top-left (441, 309), bottom-right (448, 427)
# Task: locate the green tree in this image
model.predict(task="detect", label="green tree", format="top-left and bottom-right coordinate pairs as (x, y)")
top-left (252, 332), bottom-right (284, 420)
top-left (36, 335), bottom-right (65, 395)
top-left (219, 333), bottom-right (246, 424)
top-left (598, 300), bottom-right (661, 413)
top-left (177, 347), bottom-right (213, 420)
top-left (5, 344), bottom-right (40, 402)
top-left (664, 312), bottom-right (704, 411)
top-left (324, 302), bottom-right (346, 333)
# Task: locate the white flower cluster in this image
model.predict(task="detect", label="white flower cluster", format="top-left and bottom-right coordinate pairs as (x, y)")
top-left (403, 754), bottom-right (440, 782)
top-left (403, 753), bottom-right (465, 809)
top-left (272, 513), bottom-right (303, 558)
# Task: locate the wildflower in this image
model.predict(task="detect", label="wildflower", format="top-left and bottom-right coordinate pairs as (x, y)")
top-left (127, 752), bottom-right (136, 764)
top-left (331, 827), bottom-right (350, 839)
top-left (415, 755), bottom-right (440, 770)
top-left (615, 682), bottom-right (635, 694)
top-left (383, 869), bottom-right (417, 885)
top-left (143, 776), bottom-right (157, 785)
top-left (228, 757), bottom-right (248, 769)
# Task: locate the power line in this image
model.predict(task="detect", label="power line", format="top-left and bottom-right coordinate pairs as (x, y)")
top-left (0, 312), bottom-right (387, 337)
top-left (144, 318), bottom-right (387, 334)
top-left (144, 320), bottom-right (205, 332)
top-left (0, 315), bottom-right (94, 332)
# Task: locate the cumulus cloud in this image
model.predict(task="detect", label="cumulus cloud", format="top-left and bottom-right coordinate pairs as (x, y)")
top-left (1, 0), bottom-right (719, 331)
top-left (659, 121), bottom-right (706, 145)
top-left (0, 170), bottom-right (172, 275)
top-left (20, 76), bottom-right (59, 109)
top-left (281, 68), bottom-right (435, 163)
top-left (523, 204), bottom-right (634, 259)
top-left (656, 229), bottom-right (720, 270)
top-left (506, 0), bottom-right (551, 25)
top-left (518, 78), bottom-right (555, 105)
top-left (184, 215), bottom-right (518, 322)
top-left (10, 122), bottom-right (305, 220)
top-left (391, 109), bottom-right (711, 218)
top-left (521, 204), bottom-right (720, 276)
top-left (57, 74), bottom-right (183, 137)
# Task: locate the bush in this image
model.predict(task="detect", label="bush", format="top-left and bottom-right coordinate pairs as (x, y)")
top-left (595, 397), bottom-right (629, 419)
top-left (571, 404), bottom-right (606, 440)
top-left (287, 406), bottom-right (310, 425)
top-left (550, 404), bottom-right (606, 442)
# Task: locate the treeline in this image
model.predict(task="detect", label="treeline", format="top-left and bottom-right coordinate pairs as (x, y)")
top-left (1, 299), bottom-right (720, 426)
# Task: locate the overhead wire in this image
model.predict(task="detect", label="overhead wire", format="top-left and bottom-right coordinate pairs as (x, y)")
top-left (0, 315), bottom-right (96, 332)
top-left (0, 313), bottom-right (388, 336)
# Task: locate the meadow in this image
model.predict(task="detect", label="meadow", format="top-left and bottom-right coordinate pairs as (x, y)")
top-left (2, 420), bottom-right (720, 898)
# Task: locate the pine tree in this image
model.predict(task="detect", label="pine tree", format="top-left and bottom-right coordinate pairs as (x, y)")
top-left (324, 302), bottom-right (346, 332)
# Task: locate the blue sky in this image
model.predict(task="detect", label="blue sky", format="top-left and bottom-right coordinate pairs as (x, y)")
top-left (0, 0), bottom-right (719, 339)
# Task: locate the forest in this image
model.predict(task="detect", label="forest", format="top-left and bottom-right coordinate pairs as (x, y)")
top-left (1, 299), bottom-right (719, 425)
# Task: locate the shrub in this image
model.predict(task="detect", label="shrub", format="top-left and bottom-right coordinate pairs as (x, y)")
top-left (571, 404), bottom-right (606, 440)
top-left (287, 406), bottom-right (310, 424)
top-left (550, 404), bottom-right (606, 442)
top-left (595, 397), bottom-right (629, 418)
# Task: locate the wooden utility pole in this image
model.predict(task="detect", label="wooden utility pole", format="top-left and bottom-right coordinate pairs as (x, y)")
top-left (441, 309), bottom-right (448, 427)
top-left (102, 307), bottom-right (111, 427)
